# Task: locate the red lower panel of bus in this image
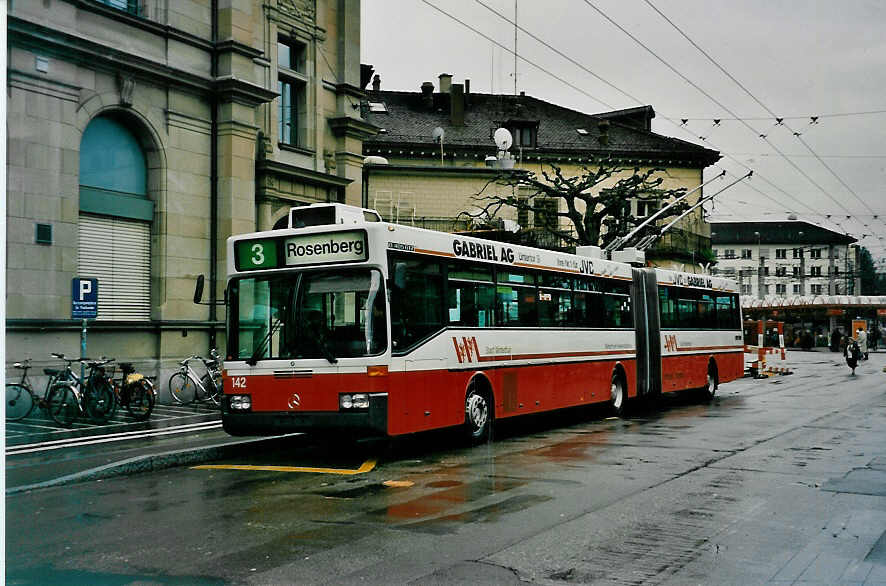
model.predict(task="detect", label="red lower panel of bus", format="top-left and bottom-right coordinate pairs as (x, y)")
top-left (226, 351), bottom-right (742, 436)
top-left (660, 352), bottom-right (744, 394)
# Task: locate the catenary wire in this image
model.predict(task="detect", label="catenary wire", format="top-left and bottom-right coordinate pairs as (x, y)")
top-left (643, 0), bottom-right (878, 217)
top-left (418, 1), bottom-right (862, 224)
top-left (580, 0), bottom-right (855, 216)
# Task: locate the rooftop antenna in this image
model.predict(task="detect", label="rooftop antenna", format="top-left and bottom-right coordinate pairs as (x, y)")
top-left (432, 127), bottom-right (445, 166)
top-left (513, 0), bottom-right (518, 95)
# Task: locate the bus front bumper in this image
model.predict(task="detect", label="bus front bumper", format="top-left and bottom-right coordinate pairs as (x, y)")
top-left (221, 393), bottom-right (388, 437)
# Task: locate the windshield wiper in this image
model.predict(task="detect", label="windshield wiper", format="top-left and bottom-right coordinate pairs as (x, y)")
top-left (245, 314), bottom-right (285, 366)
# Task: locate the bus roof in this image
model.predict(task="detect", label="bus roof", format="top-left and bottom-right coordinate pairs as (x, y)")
top-left (228, 205), bottom-right (737, 292)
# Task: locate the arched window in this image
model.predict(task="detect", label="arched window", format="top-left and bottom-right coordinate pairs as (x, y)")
top-left (79, 114), bottom-right (153, 320)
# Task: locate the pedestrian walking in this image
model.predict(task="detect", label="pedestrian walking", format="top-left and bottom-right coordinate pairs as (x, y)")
top-left (830, 329), bottom-right (842, 352)
top-left (857, 328), bottom-right (868, 360)
top-left (844, 338), bottom-right (861, 375)
top-left (869, 326), bottom-right (879, 351)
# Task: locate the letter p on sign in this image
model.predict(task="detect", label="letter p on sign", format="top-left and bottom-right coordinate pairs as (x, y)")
top-left (72, 277), bottom-right (98, 319)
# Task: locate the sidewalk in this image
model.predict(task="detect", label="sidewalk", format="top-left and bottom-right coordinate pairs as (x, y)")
top-left (4, 400), bottom-right (298, 493)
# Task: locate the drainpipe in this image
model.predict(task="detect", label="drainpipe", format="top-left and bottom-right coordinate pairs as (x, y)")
top-left (209, 0), bottom-right (218, 350)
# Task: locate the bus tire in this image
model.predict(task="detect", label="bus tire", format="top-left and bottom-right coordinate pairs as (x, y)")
top-left (464, 379), bottom-right (493, 445)
top-left (700, 360), bottom-right (718, 401)
top-left (610, 371), bottom-right (628, 417)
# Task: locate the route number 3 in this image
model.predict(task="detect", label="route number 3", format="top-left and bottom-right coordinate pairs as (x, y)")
top-left (251, 243), bottom-right (265, 266)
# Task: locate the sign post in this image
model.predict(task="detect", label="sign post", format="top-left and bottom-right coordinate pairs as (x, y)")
top-left (72, 278), bottom-right (98, 383)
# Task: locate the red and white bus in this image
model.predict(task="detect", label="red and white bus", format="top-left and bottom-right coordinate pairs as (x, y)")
top-left (220, 203), bottom-right (743, 441)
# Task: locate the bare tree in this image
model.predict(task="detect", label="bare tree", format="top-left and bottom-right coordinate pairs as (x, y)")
top-left (463, 162), bottom-right (689, 249)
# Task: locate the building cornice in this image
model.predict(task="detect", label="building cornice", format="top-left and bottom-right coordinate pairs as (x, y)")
top-left (364, 142), bottom-right (714, 168)
top-left (213, 77), bottom-right (278, 106)
top-left (365, 164), bottom-right (528, 179)
top-left (9, 16), bottom-right (213, 94)
top-left (258, 159), bottom-right (353, 189)
top-left (328, 116), bottom-right (379, 140)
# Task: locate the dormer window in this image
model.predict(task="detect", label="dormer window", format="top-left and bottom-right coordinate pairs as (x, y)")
top-left (507, 120), bottom-right (538, 148)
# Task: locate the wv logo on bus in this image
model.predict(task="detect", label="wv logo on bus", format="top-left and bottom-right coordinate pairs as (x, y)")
top-left (452, 336), bottom-right (481, 363)
top-left (664, 334), bottom-right (679, 353)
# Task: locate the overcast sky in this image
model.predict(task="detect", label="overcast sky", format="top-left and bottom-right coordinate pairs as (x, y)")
top-left (362, 0), bottom-right (886, 262)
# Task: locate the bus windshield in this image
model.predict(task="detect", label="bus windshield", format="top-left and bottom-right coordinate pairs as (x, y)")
top-left (230, 268), bottom-right (386, 362)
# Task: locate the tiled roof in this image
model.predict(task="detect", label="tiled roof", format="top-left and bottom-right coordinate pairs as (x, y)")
top-left (364, 90), bottom-right (720, 166)
top-left (710, 221), bottom-right (857, 245)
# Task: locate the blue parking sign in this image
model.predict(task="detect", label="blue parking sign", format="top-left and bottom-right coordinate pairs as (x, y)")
top-left (72, 278), bottom-right (98, 319)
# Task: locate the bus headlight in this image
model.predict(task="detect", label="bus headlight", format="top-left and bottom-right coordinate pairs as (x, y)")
top-left (229, 394), bottom-right (251, 410)
top-left (340, 393), bottom-right (369, 410)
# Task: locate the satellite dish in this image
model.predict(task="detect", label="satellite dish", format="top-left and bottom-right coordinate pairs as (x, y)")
top-left (432, 127), bottom-right (445, 143)
top-left (494, 127), bottom-right (513, 151)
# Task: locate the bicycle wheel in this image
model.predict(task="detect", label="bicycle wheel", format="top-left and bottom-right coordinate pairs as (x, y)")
top-left (85, 378), bottom-right (115, 422)
top-left (6, 383), bottom-right (35, 421)
top-left (46, 384), bottom-right (79, 427)
top-left (169, 372), bottom-right (196, 404)
top-left (125, 380), bottom-right (155, 421)
top-left (199, 373), bottom-right (222, 406)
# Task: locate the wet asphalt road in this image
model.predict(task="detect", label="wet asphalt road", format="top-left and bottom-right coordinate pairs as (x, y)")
top-left (6, 351), bottom-right (886, 585)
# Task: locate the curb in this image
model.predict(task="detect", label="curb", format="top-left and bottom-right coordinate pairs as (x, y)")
top-left (6, 433), bottom-right (300, 495)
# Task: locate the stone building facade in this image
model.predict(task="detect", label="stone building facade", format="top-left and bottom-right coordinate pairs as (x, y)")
top-left (711, 220), bottom-right (858, 299)
top-left (7, 0), bottom-right (374, 388)
top-left (362, 75), bottom-right (720, 271)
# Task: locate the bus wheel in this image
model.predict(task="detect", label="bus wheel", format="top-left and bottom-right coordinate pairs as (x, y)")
top-left (700, 362), bottom-right (718, 401)
top-left (610, 372), bottom-right (627, 417)
top-left (464, 381), bottom-right (492, 445)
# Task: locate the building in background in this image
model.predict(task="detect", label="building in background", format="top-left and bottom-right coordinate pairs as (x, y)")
top-left (711, 220), bottom-right (858, 299)
top-left (361, 73), bottom-right (720, 270)
top-left (7, 0), bottom-right (373, 385)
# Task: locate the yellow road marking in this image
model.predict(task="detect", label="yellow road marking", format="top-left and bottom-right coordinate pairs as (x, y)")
top-left (191, 458), bottom-right (376, 475)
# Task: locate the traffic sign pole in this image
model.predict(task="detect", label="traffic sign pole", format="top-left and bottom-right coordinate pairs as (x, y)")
top-left (72, 277), bottom-right (99, 381)
top-left (81, 319), bottom-right (87, 384)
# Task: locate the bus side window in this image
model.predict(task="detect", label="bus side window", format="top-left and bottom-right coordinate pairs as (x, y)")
top-left (389, 256), bottom-right (443, 351)
top-left (659, 287), bottom-right (677, 328)
top-left (447, 263), bottom-right (495, 327)
top-left (715, 295), bottom-right (733, 329)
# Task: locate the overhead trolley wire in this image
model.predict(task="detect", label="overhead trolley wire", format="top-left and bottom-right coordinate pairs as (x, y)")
top-left (419, 0), bottom-right (850, 219)
top-left (642, 0), bottom-right (876, 217)
top-left (573, 0), bottom-right (824, 215)
top-left (420, 0), bottom-right (615, 110)
top-left (581, 0), bottom-right (854, 215)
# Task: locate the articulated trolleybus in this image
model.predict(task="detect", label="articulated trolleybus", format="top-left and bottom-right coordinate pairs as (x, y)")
top-left (222, 203), bottom-right (743, 441)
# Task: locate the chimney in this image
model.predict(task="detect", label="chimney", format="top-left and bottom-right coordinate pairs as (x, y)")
top-left (464, 79), bottom-right (470, 107)
top-left (421, 81), bottom-right (434, 110)
top-left (372, 74), bottom-right (380, 93)
top-left (597, 119), bottom-right (610, 146)
top-left (438, 73), bottom-right (452, 94)
top-left (451, 83), bottom-right (465, 126)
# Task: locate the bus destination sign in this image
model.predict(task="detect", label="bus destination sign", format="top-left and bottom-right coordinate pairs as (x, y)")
top-left (235, 230), bottom-right (367, 271)
top-left (285, 231), bottom-right (366, 266)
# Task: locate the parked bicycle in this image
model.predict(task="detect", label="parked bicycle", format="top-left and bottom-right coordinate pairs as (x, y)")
top-left (111, 362), bottom-right (157, 421)
top-left (6, 353), bottom-right (94, 422)
top-left (45, 356), bottom-right (116, 426)
top-left (6, 359), bottom-right (38, 421)
top-left (168, 349), bottom-right (222, 406)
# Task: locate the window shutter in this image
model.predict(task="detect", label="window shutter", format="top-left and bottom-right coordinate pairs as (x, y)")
top-left (79, 214), bottom-right (151, 320)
